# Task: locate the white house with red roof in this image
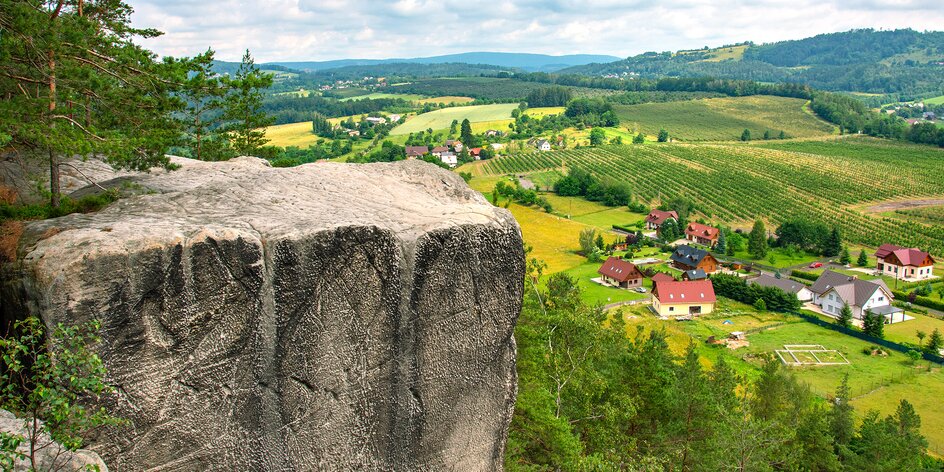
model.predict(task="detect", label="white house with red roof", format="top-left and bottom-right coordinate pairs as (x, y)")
top-left (874, 244), bottom-right (936, 281)
top-left (652, 279), bottom-right (716, 316)
top-left (645, 210), bottom-right (678, 232)
top-left (596, 257), bottom-right (643, 289)
top-left (684, 222), bottom-right (720, 247)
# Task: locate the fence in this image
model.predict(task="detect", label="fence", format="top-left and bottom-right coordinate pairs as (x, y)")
top-left (794, 311), bottom-right (944, 364)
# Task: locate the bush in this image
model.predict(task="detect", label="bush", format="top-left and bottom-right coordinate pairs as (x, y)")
top-left (790, 270), bottom-right (819, 282)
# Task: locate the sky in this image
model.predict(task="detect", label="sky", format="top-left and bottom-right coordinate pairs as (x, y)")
top-left (130, 0), bottom-right (944, 63)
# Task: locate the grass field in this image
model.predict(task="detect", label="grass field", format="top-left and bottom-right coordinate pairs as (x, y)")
top-left (264, 121), bottom-right (320, 147)
top-left (471, 119), bottom-right (514, 134)
top-left (851, 371), bottom-right (944, 454)
top-left (391, 104), bottom-right (517, 136)
top-left (883, 313), bottom-right (944, 346)
top-left (339, 92), bottom-right (424, 102)
top-left (477, 138), bottom-right (944, 255)
top-left (925, 95), bottom-right (944, 105)
top-left (414, 96), bottom-right (475, 105)
top-left (525, 107), bottom-right (567, 118)
top-left (613, 96), bottom-right (836, 141)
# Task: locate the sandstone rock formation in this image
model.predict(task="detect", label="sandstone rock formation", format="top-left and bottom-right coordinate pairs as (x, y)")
top-left (0, 409), bottom-right (109, 471)
top-left (2, 157), bottom-right (524, 470)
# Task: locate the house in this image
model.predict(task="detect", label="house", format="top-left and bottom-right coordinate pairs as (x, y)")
top-left (439, 152), bottom-right (457, 168)
top-left (469, 147), bottom-right (483, 160)
top-left (445, 140), bottom-right (463, 152)
top-left (347, 130), bottom-right (360, 137)
top-left (645, 209), bottom-right (679, 232)
top-left (651, 273), bottom-right (676, 287)
top-left (652, 280), bottom-right (716, 316)
top-left (405, 146), bottom-right (429, 158)
top-left (874, 244), bottom-right (935, 281)
top-left (431, 146), bottom-right (449, 157)
top-left (388, 114), bottom-right (402, 123)
top-left (597, 257), bottom-right (643, 289)
top-left (749, 274), bottom-right (814, 302)
top-left (670, 245), bottom-right (719, 273)
top-left (485, 129), bottom-right (502, 137)
top-left (810, 270), bottom-right (904, 323)
top-left (535, 139), bottom-right (551, 151)
top-left (682, 269), bottom-right (707, 281)
top-left (684, 222), bottom-right (720, 247)
top-left (365, 116), bottom-right (387, 125)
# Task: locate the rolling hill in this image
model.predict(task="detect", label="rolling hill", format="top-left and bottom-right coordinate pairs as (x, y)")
top-left (564, 29), bottom-right (944, 96)
top-left (265, 52), bottom-right (620, 73)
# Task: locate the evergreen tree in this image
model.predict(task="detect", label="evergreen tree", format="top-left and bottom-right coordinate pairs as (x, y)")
top-left (763, 130), bottom-right (771, 140)
top-left (312, 113), bottom-right (334, 138)
top-left (716, 230), bottom-right (727, 254)
top-left (221, 50), bottom-right (274, 156)
top-left (862, 310), bottom-right (885, 338)
top-left (829, 375), bottom-right (856, 460)
top-left (839, 246), bottom-right (851, 265)
top-left (925, 328), bottom-right (943, 355)
top-left (179, 49), bottom-right (230, 161)
top-left (660, 219), bottom-right (680, 242)
top-left (657, 129), bottom-right (669, 142)
top-left (748, 220), bottom-right (768, 259)
top-left (837, 303), bottom-right (853, 328)
top-left (460, 118), bottom-right (473, 146)
top-left (741, 129), bottom-right (752, 141)
top-left (753, 298), bottom-right (767, 311)
top-left (823, 227), bottom-right (842, 257)
top-left (778, 130), bottom-right (787, 139)
top-left (0, 0), bottom-right (195, 207)
top-left (857, 249), bottom-right (869, 267)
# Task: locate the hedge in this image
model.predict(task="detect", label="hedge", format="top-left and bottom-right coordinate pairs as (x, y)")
top-left (790, 270), bottom-right (819, 282)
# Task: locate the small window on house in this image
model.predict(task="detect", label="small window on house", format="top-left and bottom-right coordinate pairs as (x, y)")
top-left (669, 307), bottom-right (674, 312)
top-left (878, 297), bottom-right (884, 302)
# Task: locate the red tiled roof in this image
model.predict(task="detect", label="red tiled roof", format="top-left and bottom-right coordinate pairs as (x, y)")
top-left (597, 257), bottom-right (642, 283)
top-left (875, 243), bottom-right (902, 259)
top-left (405, 146), bottom-right (428, 156)
top-left (645, 210), bottom-right (678, 225)
top-left (685, 222), bottom-right (719, 240)
top-left (469, 147), bottom-right (483, 156)
top-left (431, 146), bottom-right (449, 153)
top-left (651, 273), bottom-right (675, 284)
top-left (654, 280), bottom-right (716, 304)
top-left (890, 248), bottom-right (932, 266)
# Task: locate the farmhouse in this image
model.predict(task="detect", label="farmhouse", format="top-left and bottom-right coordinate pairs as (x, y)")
top-left (684, 222), bottom-right (720, 247)
top-left (469, 147), bottom-right (483, 160)
top-left (749, 274), bottom-right (813, 302)
top-left (388, 114), bottom-right (402, 123)
top-left (644, 209), bottom-right (679, 232)
top-left (431, 146), bottom-right (449, 157)
top-left (810, 270), bottom-right (904, 323)
top-left (405, 145), bottom-right (429, 158)
top-left (670, 245), bottom-right (719, 274)
top-left (445, 140), bottom-right (463, 152)
top-left (365, 116), bottom-right (387, 125)
top-left (535, 139), bottom-right (551, 151)
top-left (874, 244), bottom-right (935, 281)
top-left (439, 152), bottom-right (458, 168)
top-left (651, 273), bottom-right (676, 288)
top-left (652, 280), bottom-right (716, 316)
top-left (597, 257), bottom-right (643, 289)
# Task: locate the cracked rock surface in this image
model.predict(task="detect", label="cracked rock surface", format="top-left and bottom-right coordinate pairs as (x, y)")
top-left (2, 157), bottom-right (524, 471)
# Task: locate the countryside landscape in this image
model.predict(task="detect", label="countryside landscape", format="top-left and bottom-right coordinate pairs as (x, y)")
top-left (2, 1), bottom-right (944, 470)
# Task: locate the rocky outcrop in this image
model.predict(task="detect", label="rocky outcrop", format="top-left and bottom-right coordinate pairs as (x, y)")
top-left (2, 157), bottom-right (524, 470)
top-left (0, 409), bottom-right (109, 471)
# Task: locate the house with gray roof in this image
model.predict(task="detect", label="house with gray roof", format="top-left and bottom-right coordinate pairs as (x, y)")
top-left (809, 270), bottom-right (904, 323)
top-left (749, 274), bottom-right (813, 302)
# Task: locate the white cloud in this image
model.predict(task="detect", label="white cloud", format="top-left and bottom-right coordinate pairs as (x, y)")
top-left (128, 0), bottom-right (944, 62)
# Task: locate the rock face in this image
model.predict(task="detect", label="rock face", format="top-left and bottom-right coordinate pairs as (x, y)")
top-left (0, 409), bottom-right (109, 471)
top-left (2, 157), bottom-right (524, 471)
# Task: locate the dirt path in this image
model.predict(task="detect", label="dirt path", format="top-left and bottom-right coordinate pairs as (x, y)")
top-left (863, 198), bottom-right (944, 213)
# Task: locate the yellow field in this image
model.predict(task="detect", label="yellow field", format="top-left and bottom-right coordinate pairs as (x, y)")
top-left (509, 203), bottom-right (588, 273)
top-left (414, 96), bottom-right (475, 105)
top-left (264, 121), bottom-right (320, 148)
top-left (525, 107), bottom-right (566, 118)
top-left (471, 119), bottom-right (514, 134)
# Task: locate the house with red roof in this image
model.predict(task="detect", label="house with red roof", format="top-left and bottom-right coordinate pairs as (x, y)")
top-left (684, 222), bottom-right (720, 247)
top-left (874, 244), bottom-right (936, 281)
top-left (652, 279), bottom-right (716, 316)
top-left (469, 147), bottom-right (483, 160)
top-left (644, 210), bottom-right (678, 233)
top-left (597, 257), bottom-right (643, 289)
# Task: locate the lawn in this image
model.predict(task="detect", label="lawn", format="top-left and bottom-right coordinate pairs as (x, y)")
top-left (726, 246), bottom-right (823, 269)
top-left (561, 261), bottom-right (649, 306)
top-left (851, 371), bottom-right (944, 456)
top-left (924, 95), bottom-right (944, 105)
top-left (572, 207), bottom-right (645, 229)
top-left (339, 92), bottom-right (425, 102)
top-left (613, 95), bottom-right (836, 141)
top-left (883, 313), bottom-right (944, 346)
top-left (390, 104), bottom-right (518, 135)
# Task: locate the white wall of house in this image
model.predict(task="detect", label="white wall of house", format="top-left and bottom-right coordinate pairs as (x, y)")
top-left (796, 287), bottom-right (814, 302)
top-left (877, 257), bottom-right (935, 280)
top-left (818, 287), bottom-right (891, 320)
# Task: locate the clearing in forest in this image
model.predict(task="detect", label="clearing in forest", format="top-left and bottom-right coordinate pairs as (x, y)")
top-left (390, 104), bottom-right (517, 135)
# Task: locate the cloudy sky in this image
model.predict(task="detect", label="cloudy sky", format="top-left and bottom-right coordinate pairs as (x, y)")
top-left (130, 0), bottom-right (944, 62)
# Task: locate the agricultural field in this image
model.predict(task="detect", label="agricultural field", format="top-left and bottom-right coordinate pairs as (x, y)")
top-left (471, 119), bottom-right (514, 134)
top-left (924, 95), bottom-right (944, 105)
top-left (613, 95), bottom-right (836, 141)
top-left (390, 104), bottom-right (517, 135)
top-left (894, 205), bottom-right (944, 225)
top-left (339, 92), bottom-right (425, 102)
top-left (263, 121), bottom-right (320, 148)
top-left (413, 96), bottom-right (475, 105)
top-left (524, 106), bottom-right (566, 118)
top-left (477, 138), bottom-right (944, 255)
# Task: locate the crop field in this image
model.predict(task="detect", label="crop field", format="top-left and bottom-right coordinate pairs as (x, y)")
top-left (414, 96), bottom-right (475, 105)
top-left (524, 106), bottom-right (566, 118)
top-left (894, 205), bottom-right (944, 225)
top-left (613, 96), bottom-right (836, 141)
top-left (471, 119), bottom-right (514, 134)
top-left (390, 104), bottom-right (517, 135)
top-left (477, 138), bottom-right (944, 255)
top-left (339, 92), bottom-right (424, 102)
top-left (264, 121), bottom-right (320, 147)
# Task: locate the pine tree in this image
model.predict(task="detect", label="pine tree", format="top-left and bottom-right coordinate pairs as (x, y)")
top-left (837, 303), bottom-right (853, 328)
top-left (221, 50), bottom-right (274, 157)
top-left (716, 230), bottom-right (727, 254)
top-left (741, 129), bottom-right (752, 141)
top-left (829, 375), bottom-right (856, 459)
top-left (180, 49), bottom-right (230, 161)
top-left (778, 130), bottom-right (786, 139)
top-left (748, 220), bottom-right (768, 259)
top-left (763, 130), bottom-right (771, 140)
top-left (925, 328), bottom-right (943, 355)
top-left (839, 246), bottom-right (851, 265)
top-left (460, 118), bottom-right (473, 146)
top-left (657, 129), bottom-right (669, 142)
top-left (857, 249), bottom-right (869, 267)
top-left (823, 227), bottom-right (842, 257)
top-left (863, 310), bottom-right (884, 338)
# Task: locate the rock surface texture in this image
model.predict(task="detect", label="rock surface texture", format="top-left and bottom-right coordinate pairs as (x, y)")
top-left (2, 157), bottom-right (524, 471)
top-left (0, 409), bottom-right (109, 471)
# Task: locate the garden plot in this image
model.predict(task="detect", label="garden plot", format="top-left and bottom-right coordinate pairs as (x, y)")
top-left (776, 344), bottom-right (850, 366)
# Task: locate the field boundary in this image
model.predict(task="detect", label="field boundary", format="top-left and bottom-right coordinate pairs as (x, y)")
top-left (776, 344), bottom-right (850, 366)
top-left (794, 312), bottom-right (944, 364)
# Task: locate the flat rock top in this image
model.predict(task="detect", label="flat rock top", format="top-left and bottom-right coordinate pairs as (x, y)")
top-left (22, 157), bottom-right (513, 262)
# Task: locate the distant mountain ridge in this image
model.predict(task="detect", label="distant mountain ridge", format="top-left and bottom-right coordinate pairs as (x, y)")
top-left (562, 29), bottom-right (944, 96)
top-left (263, 52), bottom-right (621, 73)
